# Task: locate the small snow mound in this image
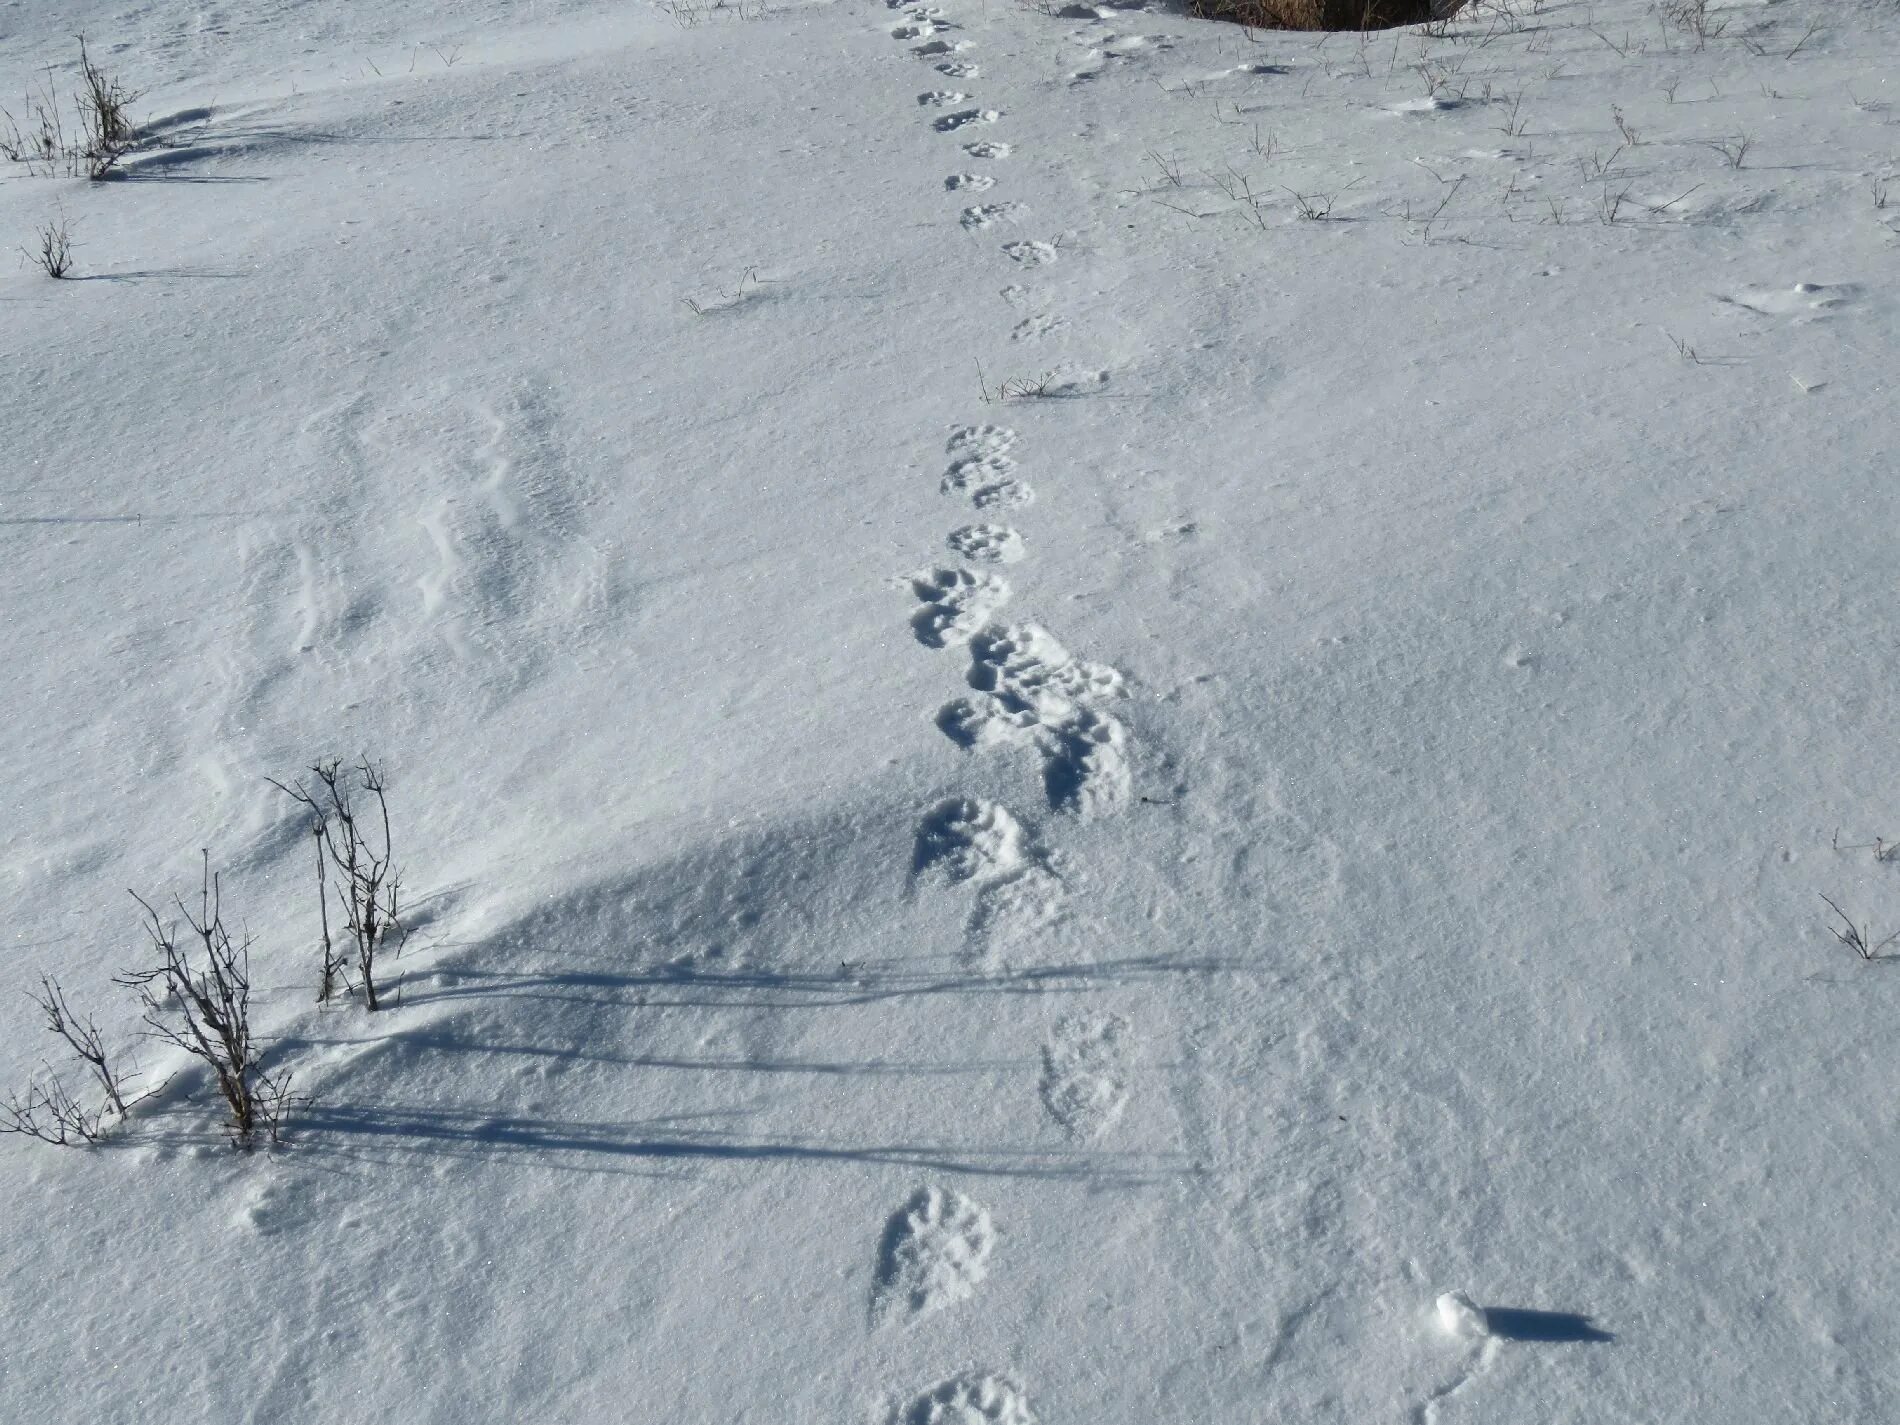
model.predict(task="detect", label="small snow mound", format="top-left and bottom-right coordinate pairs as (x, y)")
top-left (1436, 1290), bottom-right (1490, 1340)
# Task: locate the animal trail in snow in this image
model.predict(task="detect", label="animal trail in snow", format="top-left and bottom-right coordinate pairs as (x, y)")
top-left (918, 91), bottom-right (969, 106)
top-left (946, 173), bottom-right (995, 191)
top-left (1040, 1010), bottom-right (1130, 1140)
top-left (963, 140), bottom-right (1011, 159)
top-left (872, 1186), bottom-right (996, 1325)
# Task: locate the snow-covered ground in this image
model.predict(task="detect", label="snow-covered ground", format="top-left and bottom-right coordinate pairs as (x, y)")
top-left (3, 0), bottom-right (1898, 1418)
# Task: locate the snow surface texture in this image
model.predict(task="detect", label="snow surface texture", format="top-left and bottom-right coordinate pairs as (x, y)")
top-left (4, 0), bottom-right (1900, 1420)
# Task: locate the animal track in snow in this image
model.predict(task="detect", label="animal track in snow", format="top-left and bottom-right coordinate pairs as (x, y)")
top-left (915, 797), bottom-right (1034, 883)
top-left (911, 38), bottom-right (967, 56)
top-left (937, 60), bottom-right (981, 78)
top-left (892, 1373), bottom-right (1037, 1425)
top-left (946, 173), bottom-right (995, 191)
top-left (893, 21), bottom-right (951, 39)
top-left (940, 623), bottom-right (1132, 817)
top-left (948, 524), bottom-right (1025, 564)
top-left (1040, 1011), bottom-right (1130, 1140)
top-left (872, 1187), bottom-right (996, 1325)
top-left (1716, 281), bottom-right (1858, 320)
top-left (948, 424), bottom-right (1017, 461)
top-left (971, 480), bottom-right (1035, 510)
top-left (941, 451), bottom-right (1018, 496)
top-left (918, 90), bottom-right (968, 106)
top-left (963, 140), bottom-right (1011, 159)
top-left (1001, 240), bottom-right (1058, 266)
top-left (966, 622), bottom-right (1125, 718)
top-left (935, 109), bottom-right (1001, 132)
top-left (1011, 311), bottom-right (1066, 342)
top-left (942, 426), bottom-right (1034, 509)
top-left (1042, 706), bottom-right (1133, 817)
top-left (961, 202), bottom-right (1025, 230)
top-left (910, 567), bottom-right (1011, 649)
top-left (914, 799), bottom-right (1064, 947)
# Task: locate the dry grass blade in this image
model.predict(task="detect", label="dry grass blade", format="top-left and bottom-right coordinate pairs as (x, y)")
top-left (1819, 894), bottom-right (1900, 963)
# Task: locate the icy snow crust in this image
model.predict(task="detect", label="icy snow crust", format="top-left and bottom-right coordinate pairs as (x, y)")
top-left (3, 0), bottom-right (1900, 1420)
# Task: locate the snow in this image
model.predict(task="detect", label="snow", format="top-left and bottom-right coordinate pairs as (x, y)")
top-left (1436, 1290), bottom-right (1490, 1341)
top-left (2, 0), bottom-right (1899, 1419)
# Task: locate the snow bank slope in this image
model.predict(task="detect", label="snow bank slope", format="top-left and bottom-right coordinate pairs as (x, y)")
top-left (2, 0), bottom-right (1898, 1420)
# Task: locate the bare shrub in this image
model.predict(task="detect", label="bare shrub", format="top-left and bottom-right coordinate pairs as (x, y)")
top-left (1, 1071), bottom-right (105, 1145)
top-left (119, 855), bottom-right (292, 1147)
top-left (1657, 0), bottom-right (1726, 44)
top-left (1706, 134), bottom-right (1752, 170)
top-left (23, 211), bottom-right (74, 277)
top-left (0, 79), bottom-right (67, 170)
top-left (271, 758), bottom-right (406, 1011)
top-left (0, 37), bottom-right (141, 180)
top-left (74, 37), bottom-right (139, 177)
top-left (0, 977), bottom-right (142, 1146)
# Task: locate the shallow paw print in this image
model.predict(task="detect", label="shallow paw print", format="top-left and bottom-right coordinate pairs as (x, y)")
top-left (935, 109), bottom-right (1002, 133)
top-left (960, 202), bottom-right (1026, 231)
top-left (871, 1186), bottom-right (996, 1325)
top-left (970, 479), bottom-right (1035, 510)
top-left (947, 524), bottom-right (1025, 564)
top-left (1010, 311), bottom-right (1066, 342)
top-left (941, 452), bottom-right (1019, 498)
top-left (909, 567), bottom-right (1011, 649)
top-left (1040, 706), bottom-right (1132, 818)
top-left (913, 799), bottom-right (1064, 952)
top-left (1001, 240), bottom-right (1058, 267)
top-left (914, 797), bottom-right (1034, 884)
top-left (947, 424), bottom-right (1017, 460)
top-left (892, 1373), bottom-right (1037, 1425)
top-left (1040, 1010), bottom-right (1130, 1140)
